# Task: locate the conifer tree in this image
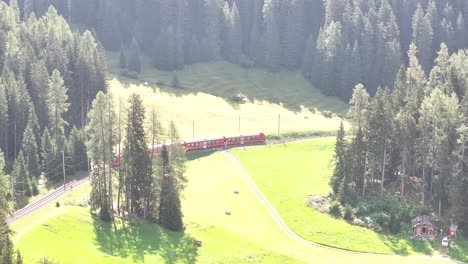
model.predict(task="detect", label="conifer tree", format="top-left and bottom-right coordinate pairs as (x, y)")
top-left (158, 145), bottom-right (183, 231)
top-left (330, 121), bottom-right (347, 198)
top-left (224, 2), bottom-right (243, 64)
top-left (128, 39), bottom-right (141, 74)
top-left (86, 92), bottom-right (116, 220)
top-left (0, 78), bottom-right (8, 154)
top-left (122, 94), bottom-right (151, 217)
top-left (22, 122), bottom-right (40, 179)
top-left (12, 151), bottom-right (31, 198)
top-left (412, 4), bottom-right (433, 73)
top-left (119, 47), bottom-right (127, 69)
top-left (262, 0), bottom-right (281, 70)
top-left (40, 128), bottom-right (56, 180)
top-left (47, 69), bottom-right (69, 152)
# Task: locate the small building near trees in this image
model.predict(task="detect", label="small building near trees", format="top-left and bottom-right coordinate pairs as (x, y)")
top-left (412, 215), bottom-right (438, 239)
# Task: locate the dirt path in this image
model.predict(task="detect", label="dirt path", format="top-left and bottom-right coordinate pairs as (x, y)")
top-left (7, 175), bottom-right (90, 224)
top-left (221, 150), bottom-right (463, 263)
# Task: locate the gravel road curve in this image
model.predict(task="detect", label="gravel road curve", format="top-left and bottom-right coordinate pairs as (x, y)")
top-left (221, 150), bottom-right (464, 264)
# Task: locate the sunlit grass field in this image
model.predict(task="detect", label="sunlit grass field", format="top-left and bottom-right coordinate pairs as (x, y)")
top-left (10, 151), bottom-right (453, 264)
top-left (106, 53), bottom-right (349, 140)
top-left (108, 79), bottom-right (346, 141)
top-left (106, 52), bottom-right (347, 115)
top-left (230, 139), bottom-right (443, 255)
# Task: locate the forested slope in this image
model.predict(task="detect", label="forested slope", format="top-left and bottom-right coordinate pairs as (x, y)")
top-left (8, 0), bottom-right (468, 100)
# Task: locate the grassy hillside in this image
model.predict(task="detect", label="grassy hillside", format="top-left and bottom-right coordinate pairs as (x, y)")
top-left (11, 151), bottom-right (452, 264)
top-left (108, 79), bottom-right (346, 140)
top-left (107, 52), bottom-right (349, 140)
top-left (230, 140), bottom-right (442, 255)
top-left (107, 52), bottom-right (347, 115)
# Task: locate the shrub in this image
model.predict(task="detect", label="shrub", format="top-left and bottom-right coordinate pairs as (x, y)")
top-left (31, 178), bottom-right (39, 196)
top-left (120, 69), bottom-right (139, 79)
top-left (322, 111), bottom-right (333, 118)
top-left (329, 201), bottom-right (342, 218)
top-left (344, 204), bottom-right (354, 221)
top-left (156, 80), bottom-right (166, 86)
top-left (172, 75), bottom-right (182, 89)
top-left (37, 257), bottom-right (58, 264)
top-left (232, 92), bottom-right (247, 103)
top-left (56, 201), bottom-right (60, 208)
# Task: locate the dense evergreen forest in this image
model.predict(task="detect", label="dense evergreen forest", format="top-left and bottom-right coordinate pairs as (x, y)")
top-left (0, 2), bottom-right (107, 195)
top-left (330, 40), bottom-right (468, 231)
top-left (0, 2), bottom-right (108, 262)
top-left (5, 0), bottom-right (468, 100)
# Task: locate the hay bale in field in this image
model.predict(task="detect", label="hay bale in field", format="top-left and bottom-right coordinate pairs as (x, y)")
top-left (225, 210), bottom-right (231, 215)
top-left (233, 188), bottom-right (239, 194)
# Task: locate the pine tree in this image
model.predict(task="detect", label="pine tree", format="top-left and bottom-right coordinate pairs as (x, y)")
top-left (347, 84), bottom-right (370, 195)
top-left (282, 0), bottom-right (305, 69)
top-left (128, 39), bottom-right (141, 74)
top-left (40, 128), bottom-right (56, 180)
top-left (301, 35), bottom-right (315, 80)
top-left (330, 121), bottom-right (347, 198)
top-left (203, 0), bottom-right (223, 60)
top-left (0, 78), bottom-right (8, 154)
top-left (224, 2), bottom-right (243, 64)
top-left (47, 69), bottom-right (69, 152)
top-left (27, 59), bottom-right (49, 129)
top-left (119, 47), bottom-right (127, 69)
top-left (22, 122), bottom-right (40, 179)
top-left (69, 126), bottom-right (88, 172)
top-left (122, 93), bottom-right (151, 217)
top-left (455, 12), bottom-right (466, 48)
top-left (324, 0), bottom-right (344, 25)
top-left (262, 0), bottom-right (281, 70)
top-left (86, 92), bottom-right (116, 220)
top-left (12, 151), bottom-right (31, 198)
top-left (16, 250), bottom-right (23, 264)
top-left (158, 145), bottom-right (183, 231)
top-left (428, 43), bottom-right (453, 94)
top-left (412, 4), bottom-right (433, 74)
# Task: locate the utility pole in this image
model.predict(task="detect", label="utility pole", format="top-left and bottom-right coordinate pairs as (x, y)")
top-left (278, 114), bottom-right (281, 138)
top-left (62, 151), bottom-right (66, 191)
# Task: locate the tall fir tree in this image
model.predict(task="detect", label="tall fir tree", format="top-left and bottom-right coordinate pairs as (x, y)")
top-left (158, 144), bottom-right (183, 232)
top-left (47, 69), bottom-right (69, 152)
top-left (122, 93), bottom-right (151, 217)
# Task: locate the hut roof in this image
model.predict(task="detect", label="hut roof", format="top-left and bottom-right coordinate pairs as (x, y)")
top-left (412, 215), bottom-right (437, 228)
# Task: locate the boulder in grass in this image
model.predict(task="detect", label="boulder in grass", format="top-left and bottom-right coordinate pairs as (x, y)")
top-left (225, 210), bottom-right (231, 215)
top-left (194, 239), bottom-right (203, 247)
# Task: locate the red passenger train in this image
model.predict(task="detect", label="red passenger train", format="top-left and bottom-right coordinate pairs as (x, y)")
top-left (111, 132), bottom-right (266, 167)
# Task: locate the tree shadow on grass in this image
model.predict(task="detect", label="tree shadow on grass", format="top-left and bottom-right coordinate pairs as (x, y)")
top-left (381, 234), bottom-right (433, 256)
top-left (93, 216), bottom-right (198, 263)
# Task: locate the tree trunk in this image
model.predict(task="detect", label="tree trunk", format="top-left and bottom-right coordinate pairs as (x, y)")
top-left (100, 110), bottom-right (107, 215)
top-left (380, 143), bottom-right (387, 197)
top-left (421, 158), bottom-right (425, 205)
top-left (370, 157), bottom-right (375, 193)
top-left (430, 167), bottom-right (434, 202)
top-left (400, 145), bottom-right (407, 197)
top-left (117, 99), bottom-right (122, 215)
top-left (108, 97), bottom-right (113, 213)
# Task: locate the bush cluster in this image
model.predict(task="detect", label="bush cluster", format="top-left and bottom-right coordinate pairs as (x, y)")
top-left (328, 194), bottom-right (430, 234)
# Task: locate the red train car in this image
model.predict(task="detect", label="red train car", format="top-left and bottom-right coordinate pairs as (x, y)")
top-left (112, 132), bottom-right (266, 166)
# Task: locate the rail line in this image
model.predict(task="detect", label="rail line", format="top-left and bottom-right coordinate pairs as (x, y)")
top-left (7, 175), bottom-right (90, 224)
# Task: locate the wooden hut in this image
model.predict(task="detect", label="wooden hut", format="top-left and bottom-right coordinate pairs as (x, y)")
top-left (412, 215), bottom-right (438, 239)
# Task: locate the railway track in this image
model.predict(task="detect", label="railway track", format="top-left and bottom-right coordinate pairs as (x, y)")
top-left (7, 175), bottom-right (90, 224)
